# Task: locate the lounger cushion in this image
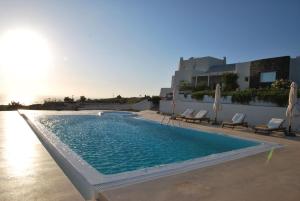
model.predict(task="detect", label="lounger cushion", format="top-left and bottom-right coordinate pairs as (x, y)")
top-left (267, 118), bottom-right (284, 129)
top-left (181, 109), bottom-right (194, 118)
top-left (188, 109), bottom-right (195, 117)
top-left (181, 109), bottom-right (191, 116)
top-left (185, 111), bottom-right (194, 118)
top-left (194, 110), bottom-right (208, 119)
top-left (232, 113), bottom-right (245, 124)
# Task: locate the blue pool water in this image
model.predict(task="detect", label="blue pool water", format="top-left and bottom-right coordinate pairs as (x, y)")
top-left (38, 112), bottom-right (259, 175)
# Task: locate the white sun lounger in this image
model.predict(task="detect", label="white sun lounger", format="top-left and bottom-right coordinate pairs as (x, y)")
top-left (182, 110), bottom-right (210, 123)
top-left (222, 113), bottom-right (247, 129)
top-left (175, 108), bottom-right (194, 120)
top-left (254, 118), bottom-right (286, 134)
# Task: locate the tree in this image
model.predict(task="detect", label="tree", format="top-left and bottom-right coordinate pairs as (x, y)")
top-left (8, 101), bottom-right (23, 110)
top-left (144, 95), bottom-right (151, 99)
top-left (222, 73), bottom-right (239, 91)
top-left (79, 96), bottom-right (86, 103)
top-left (116, 95), bottom-right (122, 99)
top-left (64, 96), bottom-right (74, 103)
top-left (149, 96), bottom-right (161, 105)
top-left (9, 101), bottom-right (22, 106)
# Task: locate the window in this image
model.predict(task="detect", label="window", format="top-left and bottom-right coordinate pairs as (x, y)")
top-left (260, 72), bottom-right (276, 83)
top-left (244, 76), bottom-right (249, 82)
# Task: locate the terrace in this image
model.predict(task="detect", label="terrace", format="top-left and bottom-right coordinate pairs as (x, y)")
top-left (1, 110), bottom-right (300, 201)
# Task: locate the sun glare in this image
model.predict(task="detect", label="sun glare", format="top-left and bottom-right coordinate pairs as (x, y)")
top-left (0, 28), bottom-right (53, 78)
top-left (0, 28), bottom-right (53, 104)
top-left (3, 113), bottom-right (38, 176)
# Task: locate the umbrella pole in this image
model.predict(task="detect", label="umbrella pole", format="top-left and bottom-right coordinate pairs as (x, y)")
top-left (288, 116), bottom-right (292, 133)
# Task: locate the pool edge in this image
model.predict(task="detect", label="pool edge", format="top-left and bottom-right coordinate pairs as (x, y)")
top-left (19, 110), bottom-right (283, 199)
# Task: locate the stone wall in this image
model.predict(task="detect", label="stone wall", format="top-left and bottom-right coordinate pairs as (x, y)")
top-left (290, 56), bottom-right (300, 86)
top-left (249, 56), bottom-right (290, 88)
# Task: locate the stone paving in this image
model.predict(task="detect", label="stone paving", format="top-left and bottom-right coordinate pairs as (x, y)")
top-left (0, 111), bottom-right (84, 201)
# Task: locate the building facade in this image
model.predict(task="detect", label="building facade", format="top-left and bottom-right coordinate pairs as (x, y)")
top-left (160, 55), bottom-right (300, 99)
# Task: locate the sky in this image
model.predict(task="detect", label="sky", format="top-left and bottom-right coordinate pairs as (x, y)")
top-left (0, 0), bottom-right (299, 104)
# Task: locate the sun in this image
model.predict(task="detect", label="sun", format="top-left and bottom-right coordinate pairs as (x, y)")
top-left (0, 28), bottom-right (53, 79)
top-left (0, 28), bottom-right (53, 104)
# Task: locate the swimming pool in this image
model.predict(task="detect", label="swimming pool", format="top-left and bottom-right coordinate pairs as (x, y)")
top-left (22, 111), bottom-right (281, 199)
top-left (38, 112), bottom-right (259, 175)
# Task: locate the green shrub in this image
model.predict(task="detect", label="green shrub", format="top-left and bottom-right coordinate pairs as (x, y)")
top-left (231, 89), bottom-right (254, 104)
top-left (191, 90), bottom-right (214, 100)
top-left (180, 84), bottom-right (210, 92)
top-left (179, 85), bottom-right (194, 91)
top-left (221, 91), bottom-right (233, 97)
top-left (231, 88), bottom-right (290, 106)
top-left (256, 89), bottom-right (289, 107)
top-left (191, 87), bottom-right (293, 106)
top-left (191, 91), bottom-right (205, 100)
top-left (271, 79), bottom-right (291, 90)
top-left (179, 80), bottom-right (193, 91)
top-left (222, 73), bottom-right (239, 91)
top-left (194, 85), bottom-right (209, 92)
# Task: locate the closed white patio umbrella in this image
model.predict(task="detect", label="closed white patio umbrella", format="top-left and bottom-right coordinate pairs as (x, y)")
top-left (286, 82), bottom-right (298, 134)
top-left (213, 83), bottom-right (222, 124)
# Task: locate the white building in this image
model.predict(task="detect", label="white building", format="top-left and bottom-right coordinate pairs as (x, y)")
top-left (160, 55), bottom-right (300, 99)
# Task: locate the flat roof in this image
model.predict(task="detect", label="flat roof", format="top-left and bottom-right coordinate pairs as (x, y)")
top-left (207, 64), bottom-right (236, 73)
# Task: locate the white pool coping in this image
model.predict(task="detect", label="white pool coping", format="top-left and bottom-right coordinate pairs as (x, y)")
top-left (19, 110), bottom-right (283, 200)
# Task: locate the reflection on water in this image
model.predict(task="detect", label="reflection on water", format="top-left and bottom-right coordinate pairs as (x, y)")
top-left (2, 112), bottom-right (39, 176)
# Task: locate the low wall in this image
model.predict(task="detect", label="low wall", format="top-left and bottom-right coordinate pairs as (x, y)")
top-left (78, 100), bottom-right (152, 111)
top-left (160, 100), bottom-right (300, 131)
top-left (177, 94), bottom-right (300, 107)
top-left (131, 100), bottom-right (153, 111)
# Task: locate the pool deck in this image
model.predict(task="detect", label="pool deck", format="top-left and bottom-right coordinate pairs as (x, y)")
top-left (0, 111), bottom-right (84, 201)
top-left (1, 110), bottom-right (300, 201)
